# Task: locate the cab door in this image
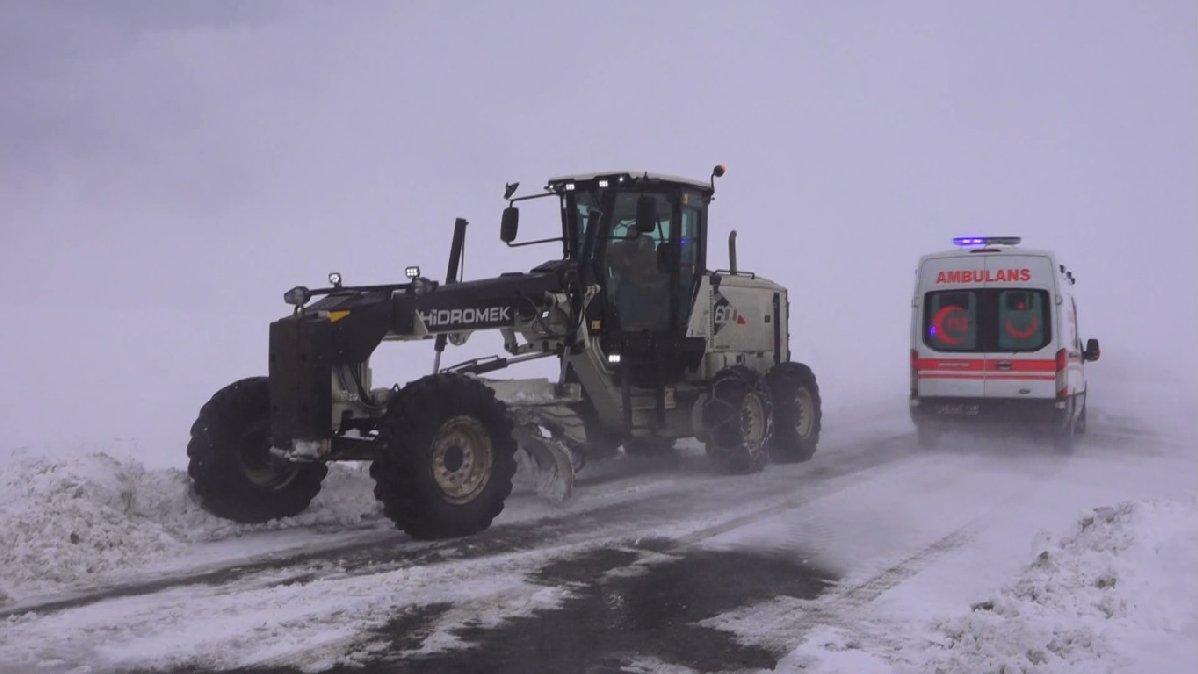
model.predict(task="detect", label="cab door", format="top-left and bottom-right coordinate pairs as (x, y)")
top-left (1065, 297), bottom-right (1086, 398)
top-left (915, 256), bottom-right (986, 398)
top-left (596, 189), bottom-right (711, 388)
top-left (600, 190), bottom-right (706, 337)
top-left (601, 192), bottom-right (675, 335)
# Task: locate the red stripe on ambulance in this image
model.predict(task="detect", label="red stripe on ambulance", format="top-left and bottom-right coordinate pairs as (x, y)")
top-left (914, 358), bottom-right (1055, 372)
top-left (917, 373), bottom-right (1056, 381)
top-left (915, 356), bottom-right (1057, 382)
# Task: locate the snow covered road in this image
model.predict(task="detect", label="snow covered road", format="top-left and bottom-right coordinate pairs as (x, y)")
top-left (1, 379), bottom-right (1195, 673)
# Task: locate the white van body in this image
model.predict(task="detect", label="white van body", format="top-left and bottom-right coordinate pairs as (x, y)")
top-left (909, 238), bottom-right (1099, 441)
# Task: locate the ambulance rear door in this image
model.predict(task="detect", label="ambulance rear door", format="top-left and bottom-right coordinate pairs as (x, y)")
top-left (915, 254), bottom-right (987, 398)
top-left (981, 254), bottom-right (1058, 399)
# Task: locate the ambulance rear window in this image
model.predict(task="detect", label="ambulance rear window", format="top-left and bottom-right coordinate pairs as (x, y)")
top-left (923, 288), bottom-right (1052, 352)
top-left (997, 289), bottom-right (1049, 351)
top-left (925, 291), bottom-right (978, 351)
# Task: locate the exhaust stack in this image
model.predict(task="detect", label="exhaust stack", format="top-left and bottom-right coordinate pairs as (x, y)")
top-left (728, 230), bottom-right (738, 275)
top-left (433, 217), bottom-right (469, 373)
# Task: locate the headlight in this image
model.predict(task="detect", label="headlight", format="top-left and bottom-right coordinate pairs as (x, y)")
top-left (283, 286), bottom-right (311, 307)
top-left (405, 265), bottom-right (421, 279)
top-left (328, 272), bottom-right (342, 287)
top-left (607, 353), bottom-right (621, 364)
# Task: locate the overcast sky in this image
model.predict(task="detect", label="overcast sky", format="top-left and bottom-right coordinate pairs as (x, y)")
top-left (1, 1), bottom-right (1194, 464)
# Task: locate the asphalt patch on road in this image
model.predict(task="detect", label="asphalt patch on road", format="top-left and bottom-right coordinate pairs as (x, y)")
top-left (356, 539), bottom-right (837, 673)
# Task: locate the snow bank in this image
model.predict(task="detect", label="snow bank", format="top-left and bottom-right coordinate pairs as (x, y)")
top-left (916, 499), bottom-right (1198, 673)
top-left (783, 498), bottom-right (1198, 673)
top-left (0, 451), bottom-right (382, 602)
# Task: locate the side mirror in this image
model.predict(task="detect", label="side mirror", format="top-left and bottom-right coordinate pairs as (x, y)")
top-left (500, 206), bottom-right (519, 244)
top-left (1083, 338), bottom-right (1101, 362)
top-left (635, 195), bottom-right (658, 234)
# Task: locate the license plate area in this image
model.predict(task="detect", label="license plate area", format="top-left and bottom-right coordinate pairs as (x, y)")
top-left (935, 402), bottom-right (981, 417)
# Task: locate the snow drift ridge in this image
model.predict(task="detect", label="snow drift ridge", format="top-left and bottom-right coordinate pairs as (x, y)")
top-left (0, 451), bottom-right (382, 602)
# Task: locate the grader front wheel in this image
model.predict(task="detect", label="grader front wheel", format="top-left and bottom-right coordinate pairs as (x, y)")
top-left (187, 377), bottom-right (327, 522)
top-left (371, 373), bottom-right (518, 540)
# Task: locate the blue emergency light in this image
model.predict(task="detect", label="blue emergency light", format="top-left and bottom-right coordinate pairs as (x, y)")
top-left (953, 236), bottom-right (1021, 247)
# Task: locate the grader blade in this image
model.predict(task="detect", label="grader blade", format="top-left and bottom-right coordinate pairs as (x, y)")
top-left (485, 378), bottom-right (585, 502)
top-left (512, 422), bottom-right (576, 501)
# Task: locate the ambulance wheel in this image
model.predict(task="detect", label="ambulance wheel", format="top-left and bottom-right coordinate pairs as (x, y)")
top-left (766, 362), bottom-right (822, 463)
top-left (187, 377), bottom-right (327, 523)
top-left (624, 437), bottom-right (676, 456)
top-left (1075, 401), bottom-right (1088, 436)
top-left (371, 373), bottom-right (517, 540)
top-left (1053, 400), bottom-right (1078, 453)
top-left (703, 366), bottom-right (773, 474)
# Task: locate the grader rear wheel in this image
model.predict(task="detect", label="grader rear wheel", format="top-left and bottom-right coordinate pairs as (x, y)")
top-left (702, 366), bottom-right (773, 474)
top-left (766, 362), bottom-right (822, 463)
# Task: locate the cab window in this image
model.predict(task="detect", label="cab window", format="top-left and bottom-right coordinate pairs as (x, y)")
top-left (680, 205), bottom-right (700, 272)
top-left (566, 190), bottom-right (602, 258)
top-left (605, 192), bottom-right (674, 332)
top-left (608, 193), bottom-right (671, 242)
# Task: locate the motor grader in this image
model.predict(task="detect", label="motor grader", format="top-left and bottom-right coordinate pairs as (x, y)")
top-left (187, 167), bottom-right (822, 539)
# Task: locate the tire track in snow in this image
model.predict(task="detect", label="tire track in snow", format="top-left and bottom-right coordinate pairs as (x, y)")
top-left (188, 436), bottom-right (924, 671)
top-left (248, 437), bottom-right (935, 670)
top-left (699, 449), bottom-right (1076, 662)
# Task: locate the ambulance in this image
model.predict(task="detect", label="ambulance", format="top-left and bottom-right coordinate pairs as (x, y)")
top-left (909, 236), bottom-right (1100, 449)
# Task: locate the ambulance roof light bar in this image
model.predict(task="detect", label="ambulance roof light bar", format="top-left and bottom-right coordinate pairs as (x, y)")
top-left (953, 235), bottom-right (1022, 247)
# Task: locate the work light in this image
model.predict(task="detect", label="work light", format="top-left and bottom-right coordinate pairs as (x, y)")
top-left (283, 286), bottom-right (310, 307)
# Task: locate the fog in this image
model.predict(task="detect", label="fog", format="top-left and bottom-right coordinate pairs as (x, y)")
top-left (2, 0), bottom-right (1194, 466)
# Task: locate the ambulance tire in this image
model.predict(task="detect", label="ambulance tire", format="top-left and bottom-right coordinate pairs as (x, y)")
top-left (1075, 400), bottom-right (1088, 436)
top-left (766, 362), bottom-right (822, 463)
top-left (703, 366), bottom-right (773, 474)
top-left (1053, 399), bottom-right (1078, 453)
